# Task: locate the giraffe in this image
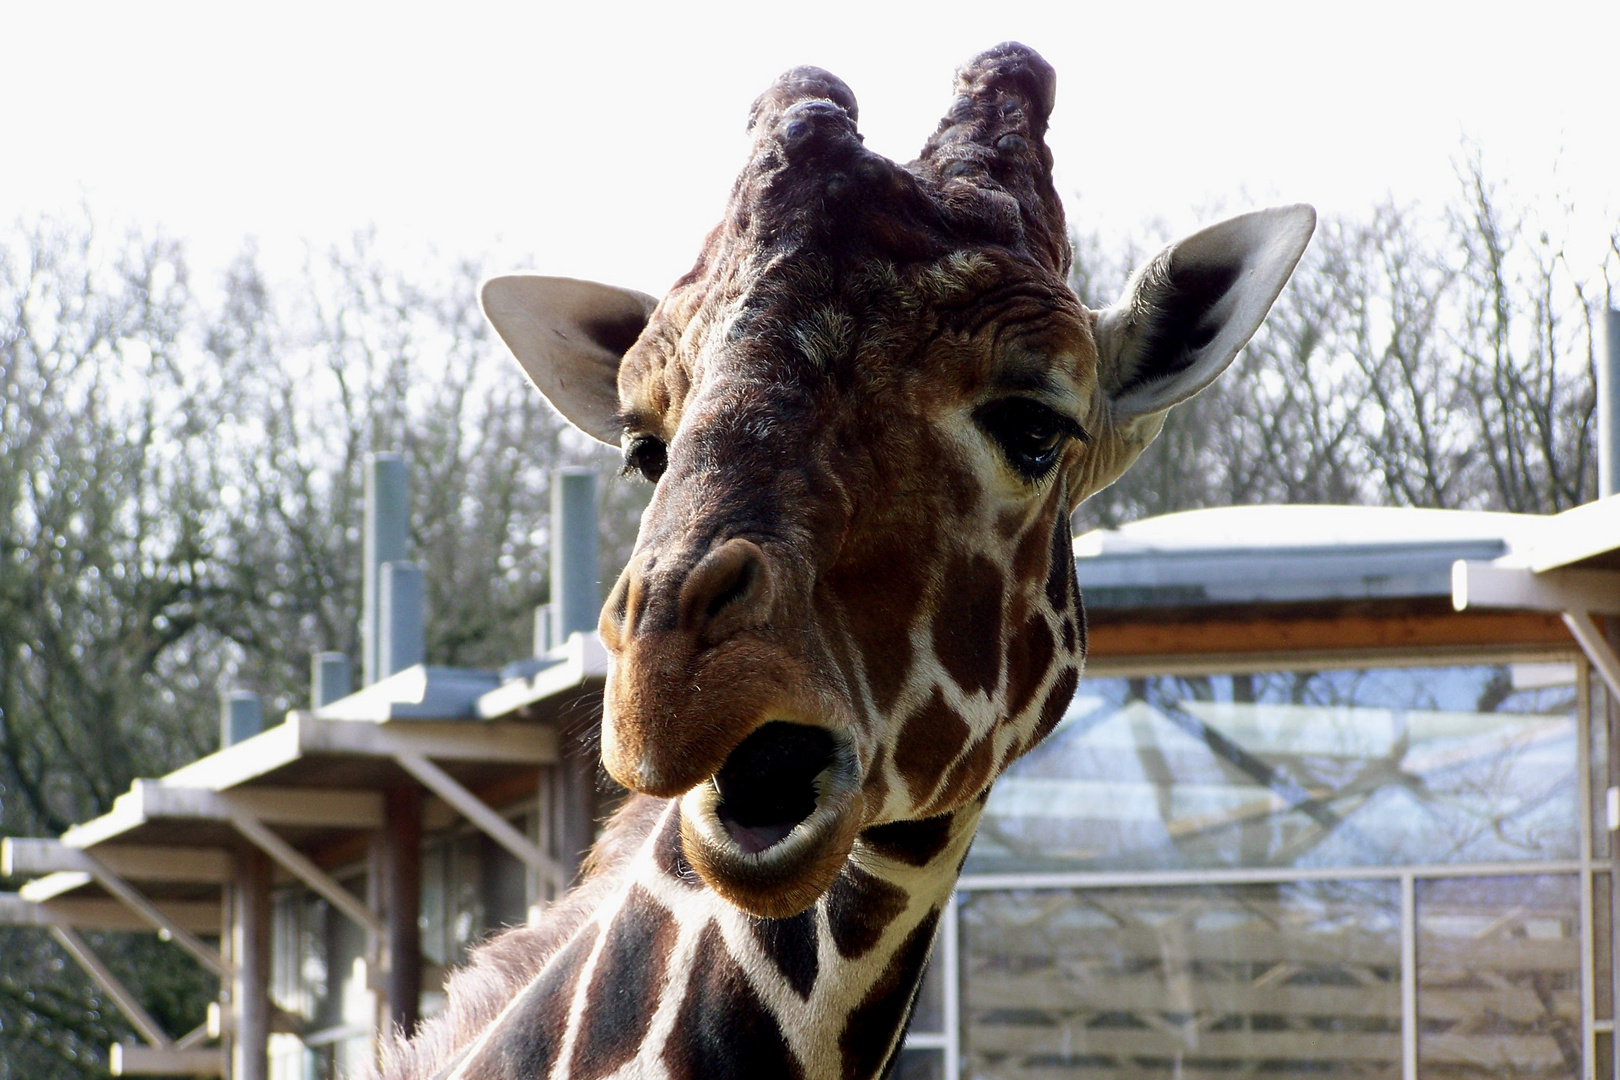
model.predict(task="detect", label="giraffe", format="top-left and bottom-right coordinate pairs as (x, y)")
top-left (380, 43), bottom-right (1313, 1080)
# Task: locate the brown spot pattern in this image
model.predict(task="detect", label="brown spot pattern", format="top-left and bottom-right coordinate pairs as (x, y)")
top-left (925, 729), bottom-right (997, 814)
top-left (749, 909), bottom-right (820, 1000)
top-left (1028, 665), bottom-right (1079, 750)
top-left (1011, 513), bottom-right (1052, 586)
top-left (825, 864), bottom-right (910, 960)
top-left (489, 921), bottom-right (601, 1079)
top-left (933, 551), bottom-right (1005, 697)
top-left (1004, 612), bottom-right (1055, 721)
top-left (663, 922), bottom-right (806, 1080)
top-left (838, 908), bottom-right (942, 1080)
top-left (892, 687), bottom-right (971, 804)
top-left (829, 534), bottom-right (929, 715)
top-left (1045, 508), bottom-right (1076, 611)
top-left (860, 814), bottom-right (956, 867)
top-left (569, 888), bottom-right (677, 1078)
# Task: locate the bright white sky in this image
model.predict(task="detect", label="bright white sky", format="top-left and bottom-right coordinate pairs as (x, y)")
top-left (5, 1), bottom-right (1617, 294)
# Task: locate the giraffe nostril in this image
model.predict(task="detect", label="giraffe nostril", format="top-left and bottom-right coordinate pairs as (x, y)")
top-left (712, 722), bottom-right (836, 855)
top-left (705, 556), bottom-right (756, 621)
top-left (680, 537), bottom-right (772, 642)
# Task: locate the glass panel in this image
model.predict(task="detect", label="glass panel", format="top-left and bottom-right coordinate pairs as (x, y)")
top-left (420, 838), bottom-right (449, 966)
top-left (1598, 871), bottom-right (1613, 1021)
top-left (1591, 661), bottom-right (1611, 861)
top-left (909, 951), bottom-right (945, 1034)
top-left (1417, 875), bottom-right (1580, 1080)
top-left (482, 831), bottom-right (530, 932)
top-left (450, 832), bottom-right (486, 959)
top-left (961, 882), bottom-right (1400, 1080)
top-left (971, 664), bottom-right (1579, 873)
top-left (893, 1047), bottom-right (945, 1079)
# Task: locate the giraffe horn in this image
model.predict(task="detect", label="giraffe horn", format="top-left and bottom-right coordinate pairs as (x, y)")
top-left (915, 42), bottom-right (1069, 275)
top-left (747, 66), bottom-right (861, 155)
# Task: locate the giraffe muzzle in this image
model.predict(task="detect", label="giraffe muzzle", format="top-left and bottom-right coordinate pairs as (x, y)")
top-left (679, 721), bottom-right (863, 919)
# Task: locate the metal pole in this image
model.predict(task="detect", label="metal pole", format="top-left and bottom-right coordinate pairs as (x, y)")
top-left (364, 454), bottom-right (409, 685)
top-left (1601, 308), bottom-right (1619, 500)
top-left (312, 652), bottom-right (352, 709)
top-left (550, 468), bottom-right (599, 644)
top-left (379, 561), bottom-right (425, 677)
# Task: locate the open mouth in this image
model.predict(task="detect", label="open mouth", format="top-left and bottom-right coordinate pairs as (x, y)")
top-left (679, 720), bottom-right (862, 918)
top-left (714, 722), bottom-right (837, 853)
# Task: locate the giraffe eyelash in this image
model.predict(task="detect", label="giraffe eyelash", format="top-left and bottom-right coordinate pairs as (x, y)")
top-left (622, 434), bottom-right (669, 483)
top-left (974, 397), bottom-right (1086, 482)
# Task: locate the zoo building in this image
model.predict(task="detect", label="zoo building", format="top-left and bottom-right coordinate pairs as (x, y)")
top-left (3, 457), bottom-right (1619, 1080)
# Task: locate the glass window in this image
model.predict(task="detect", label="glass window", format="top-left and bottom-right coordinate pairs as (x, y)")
top-left (1417, 874), bottom-right (1581, 1080)
top-left (970, 664), bottom-right (1578, 873)
top-left (892, 1047), bottom-right (945, 1079)
top-left (960, 881), bottom-right (1401, 1080)
top-left (910, 952), bottom-right (945, 1035)
top-left (420, 810), bottom-right (537, 968)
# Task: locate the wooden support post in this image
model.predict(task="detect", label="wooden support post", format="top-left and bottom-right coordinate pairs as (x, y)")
top-left (1608, 614), bottom-right (1620, 1062)
top-left (230, 847), bottom-right (270, 1080)
top-left (555, 724), bottom-right (602, 886)
top-left (381, 784), bottom-right (422, 1036)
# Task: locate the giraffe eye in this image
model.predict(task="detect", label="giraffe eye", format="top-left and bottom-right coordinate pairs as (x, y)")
top-left (975, 398), bottom-right (1087, 481)
top-left (622, 434), bottom-right (668, 483)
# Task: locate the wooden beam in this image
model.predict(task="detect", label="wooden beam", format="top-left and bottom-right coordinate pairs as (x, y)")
top-left (395, 752), bottom-right (567, 888)
top-left (3, 839), bottom-right (228, 883)
top-left (1086, 609), bottom-right (1570, 661)
top-left (1453, 560), bottom-right (1620, 615)
top-left (64, 849), bottom-right (229, 979)
top-left (302, 715), bottom-right (558, 764)
top-left (50, 926), bottom-right (171, 1048)
top-left (380, 784), bottom-right (422, 1035)
top-left (26, 897), bottom-right (221, 933)
top-left (229, 847), bottom-right (270, 1080)
top-left (1527, 495), bottom-right (1620, 572)
top-left (1566, 611), bottom-right (1620, 703)
top-left (127, 784), bottom-right (384, 830)
top-left (226, 812), bottom-right (383, 937)
top-left (109, 1044), bottom-right (224, 1076)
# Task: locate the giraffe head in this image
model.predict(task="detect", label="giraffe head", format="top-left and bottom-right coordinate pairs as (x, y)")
top-left (484, 44), bottom-right (1312, 918)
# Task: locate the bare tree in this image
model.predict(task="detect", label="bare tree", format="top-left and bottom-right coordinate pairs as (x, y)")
top-left (1078, 159), bottom-right (1614, 531)
top-left (0, 218), bottom-right (645, 1077)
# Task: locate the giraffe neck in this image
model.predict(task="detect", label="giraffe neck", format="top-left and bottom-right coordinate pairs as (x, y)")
top-left (398, 793), bottom-right (982, 1080)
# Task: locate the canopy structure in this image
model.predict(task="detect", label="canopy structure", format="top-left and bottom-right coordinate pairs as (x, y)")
top-left (0, 632), bottom-right (607, 1079)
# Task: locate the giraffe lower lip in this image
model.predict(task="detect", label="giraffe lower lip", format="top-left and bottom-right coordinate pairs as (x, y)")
top-left (679, 725), bottom-right (862, 917)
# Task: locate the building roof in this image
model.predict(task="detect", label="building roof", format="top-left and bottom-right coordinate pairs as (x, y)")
top-left (1076, 504), bottom-right (1552, 610)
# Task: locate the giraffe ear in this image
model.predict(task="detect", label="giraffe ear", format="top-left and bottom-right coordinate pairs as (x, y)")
top-left (1093, 205), bottom-right (1315, 421)
top-left (481, 275), bottom-right (659, 445)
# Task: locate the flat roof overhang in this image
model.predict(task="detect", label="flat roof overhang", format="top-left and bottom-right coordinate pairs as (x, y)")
top-left (0, 633), bottom-right (609, 931)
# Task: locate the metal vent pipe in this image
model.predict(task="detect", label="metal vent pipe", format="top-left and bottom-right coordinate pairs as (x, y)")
top-left (550, 468), bottom-right (600, 646)
top-left (1601, 307), bottom-right (1619, 500)
top-left (312, 652), bottom-right (352, 709)
top-left (220, 691), bottom-right (264, 748)
top-left (364, 453), bottom-right (409, 685)
top-left (380, 561), bottom-right (426, 678)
